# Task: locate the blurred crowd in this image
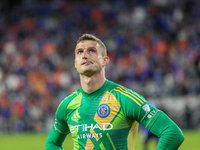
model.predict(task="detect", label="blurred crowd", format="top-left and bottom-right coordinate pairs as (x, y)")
top-left (0, 0), bottom-right (200, 132)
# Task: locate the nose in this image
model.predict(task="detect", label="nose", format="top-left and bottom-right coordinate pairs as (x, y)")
top-left (82, 50), bottom-right (89, 59)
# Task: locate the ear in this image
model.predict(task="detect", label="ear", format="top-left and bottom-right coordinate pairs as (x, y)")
top-left (102, 56), bottom-right (110, 67)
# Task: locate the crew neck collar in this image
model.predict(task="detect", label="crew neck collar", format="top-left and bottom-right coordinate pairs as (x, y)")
top-left (80, 80), bottom-right (109, 97)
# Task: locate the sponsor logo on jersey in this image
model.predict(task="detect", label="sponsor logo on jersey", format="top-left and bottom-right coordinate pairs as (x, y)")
top-left (147, 110), bottom-right (156, 118)
top-left (97, 104), bottom-right (110, 118)
top-left (70, 123), bottom-right (113, 133)
top-left (70, 123), bottom-right (113, 140)
top-left (77, 133), bottom-right (103, 139)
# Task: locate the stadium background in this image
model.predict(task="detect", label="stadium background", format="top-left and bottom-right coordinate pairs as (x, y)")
top-left (0, 0), bottom-right (200, 149)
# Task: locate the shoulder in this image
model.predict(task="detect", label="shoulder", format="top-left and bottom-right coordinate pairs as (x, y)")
top-left (55, 90), bottom-right (82, 122)
top-left (109, 83), bottom-right (146, 106)
top-left (56, 90), bottom-right (79, 113)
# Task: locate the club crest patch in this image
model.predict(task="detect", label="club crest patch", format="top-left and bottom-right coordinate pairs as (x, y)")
top-left (97, 104), bottom-right (110, 118)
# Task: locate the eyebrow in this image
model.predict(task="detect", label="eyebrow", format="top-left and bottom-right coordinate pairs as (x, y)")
top-left (75, 46), bottom-right (97, 52)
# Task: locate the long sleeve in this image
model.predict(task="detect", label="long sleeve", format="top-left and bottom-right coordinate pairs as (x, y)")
top-left (149, 111), bottom-right (184, 150)
top-left (46, 122), bottom-right (69, 150)
top-left (116, 87), bottom-right (184, 149)
top-left (46, 98), bottom-right (70, 150)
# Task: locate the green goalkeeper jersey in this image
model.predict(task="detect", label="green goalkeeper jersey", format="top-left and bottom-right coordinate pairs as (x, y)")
top-left (46, 80), bottom-right (184, 150)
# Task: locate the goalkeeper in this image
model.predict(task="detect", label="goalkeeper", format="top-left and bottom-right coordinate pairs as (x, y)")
top-left (46, 33), bottom-right (184, 150)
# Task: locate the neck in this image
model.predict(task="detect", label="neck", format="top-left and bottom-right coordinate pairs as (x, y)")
top-left (80, 71), bottom-right (106, 92)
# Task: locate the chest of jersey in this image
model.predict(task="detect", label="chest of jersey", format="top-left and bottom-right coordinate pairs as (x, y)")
top-left (66, 91), bottom-right (134, 149)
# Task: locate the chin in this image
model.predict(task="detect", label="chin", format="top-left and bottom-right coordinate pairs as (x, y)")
top-left (81, 70), bottom-right (99, 76)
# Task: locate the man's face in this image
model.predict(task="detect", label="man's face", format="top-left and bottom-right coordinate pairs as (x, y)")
top-left (75, 40), bottom-right (107, 76)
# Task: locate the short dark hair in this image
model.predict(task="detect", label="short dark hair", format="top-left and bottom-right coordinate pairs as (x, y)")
top-left (76, 33), bottom-right (107, 56)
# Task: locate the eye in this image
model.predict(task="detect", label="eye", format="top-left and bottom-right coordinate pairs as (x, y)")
top-left (90, 50), bottom-right (95, 53)
top-left (77, 50), bottom-right (83, 55)
top-left (89, 49), bottom-right (96, 53)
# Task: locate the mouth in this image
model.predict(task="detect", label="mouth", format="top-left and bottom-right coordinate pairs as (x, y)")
top-left (81, 61), bottom-right (92, 65)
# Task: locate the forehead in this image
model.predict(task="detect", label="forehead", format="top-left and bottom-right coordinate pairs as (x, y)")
top-left (75, 40), bottom-right (100, 50)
